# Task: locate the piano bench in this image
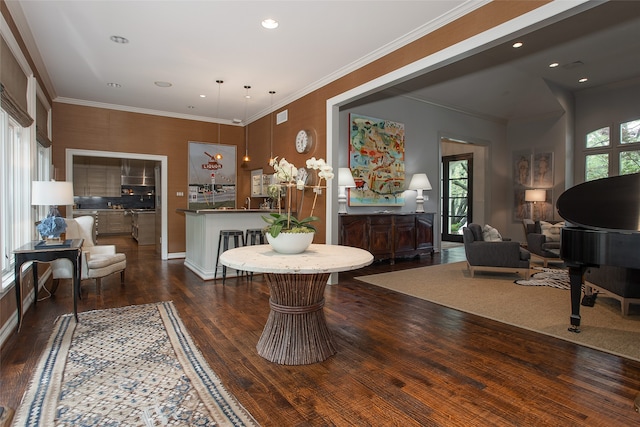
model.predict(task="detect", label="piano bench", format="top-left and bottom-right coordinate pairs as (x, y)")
top-left (585, 265), bottom-right (640, 316)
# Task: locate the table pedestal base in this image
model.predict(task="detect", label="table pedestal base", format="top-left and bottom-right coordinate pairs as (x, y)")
top-left (257, 272), bottom-right (336, 365)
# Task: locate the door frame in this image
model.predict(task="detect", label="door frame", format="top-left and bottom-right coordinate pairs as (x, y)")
top-left (66, 149), bottom-right (169, 260)
top-left (442, 153), bottom-right (473, 242)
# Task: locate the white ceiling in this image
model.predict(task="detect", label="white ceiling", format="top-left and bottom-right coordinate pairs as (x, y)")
top-left (7, 0), bottom-right (474, 124)
top-left (7, 1), bottom-right (640, 126)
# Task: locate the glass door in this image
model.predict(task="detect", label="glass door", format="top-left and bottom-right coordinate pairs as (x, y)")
top-left (442, 153), bottom-right (473, 242)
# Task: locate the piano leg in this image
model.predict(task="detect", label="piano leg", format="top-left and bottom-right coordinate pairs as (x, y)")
top-left (567, 264), bottom-right (586, 333)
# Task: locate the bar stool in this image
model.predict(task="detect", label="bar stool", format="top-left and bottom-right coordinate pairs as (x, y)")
top-left (245, 228), bottom-right (265, 280)
top-left (214, 229), bottom-right (245, 284)
top-left (245, 228), bottom-right (265, 245)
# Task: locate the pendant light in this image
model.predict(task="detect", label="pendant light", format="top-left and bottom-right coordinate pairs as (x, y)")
top-left (214, 80), bottom-right (223, 160)
top-left (242, 85), bottom-right (251, 163)
top-left (268, 90), bottom-right (276, 163)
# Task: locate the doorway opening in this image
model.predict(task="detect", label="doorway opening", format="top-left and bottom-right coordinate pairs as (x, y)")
top-left (65, 149), bottom-right (168, 260)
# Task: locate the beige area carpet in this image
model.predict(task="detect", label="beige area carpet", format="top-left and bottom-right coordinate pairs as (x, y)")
top-left (12, 302), bottom-right (259, 427)
top-left (356, 262), bottom-right (640, 362)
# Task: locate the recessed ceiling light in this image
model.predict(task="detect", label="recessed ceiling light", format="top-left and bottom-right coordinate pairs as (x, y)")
top-left (549, 62), bottom-right (559, 68)
top-left (578, 77), bottom-right (588, 83)
top-left (110, 35), bottom-right (129, 44)
top-left (262, 18), bottom-right (279, 29)
top-left (106, 82), bottom-right (121, 88)
top-left (199, 94), bottom-right (206, 98)
top-left (512, 41), bottom-right (523, 48)
top-left (154, 81), bottom-right (172, 88)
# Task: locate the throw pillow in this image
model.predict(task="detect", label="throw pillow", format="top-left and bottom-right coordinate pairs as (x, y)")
top-left (540, 221), bottom-right (565, 242)
top-left (482, 224), bottom-right (503, 242)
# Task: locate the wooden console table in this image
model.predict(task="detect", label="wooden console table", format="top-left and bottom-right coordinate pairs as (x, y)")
top-left (13, 239), bottom-right (84, 331)
top-left (339, 212), bottom-right (434, 263)
top-left (219, 244), bottom-right (373, 365)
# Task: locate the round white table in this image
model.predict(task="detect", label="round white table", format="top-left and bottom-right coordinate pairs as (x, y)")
top-left (220, 244), bottom-right (373, 365)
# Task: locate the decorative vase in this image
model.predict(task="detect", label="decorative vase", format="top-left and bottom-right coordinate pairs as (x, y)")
top-left (266, 232), bottom-right (314, 254)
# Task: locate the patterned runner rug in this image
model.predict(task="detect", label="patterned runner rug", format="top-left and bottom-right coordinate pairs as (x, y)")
top-left (12, 302), bottom-right (259, 426)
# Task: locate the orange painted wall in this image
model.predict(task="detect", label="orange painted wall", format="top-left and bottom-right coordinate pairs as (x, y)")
top-left (51, 1), bottom-right (546, 253)
top-left (1, 0), bottom-right (547, 333)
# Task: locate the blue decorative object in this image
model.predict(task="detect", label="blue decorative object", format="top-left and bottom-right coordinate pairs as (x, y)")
top-left (36, 216), bottom-right (67, 238)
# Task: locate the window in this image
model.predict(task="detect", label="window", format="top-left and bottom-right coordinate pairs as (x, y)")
top-left (584, 120), bottom-right (640, 181)
top-left (1, 112), bottom-right (29, 290)
top-left (621, 119), bottom-right (640, 145)
top-left (585, 153), bottom-right (608, 181)
top-left (586, 126), bottom-right (609, 148)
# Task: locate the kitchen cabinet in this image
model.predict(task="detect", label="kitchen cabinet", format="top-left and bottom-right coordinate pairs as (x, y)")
top-left (131, 211), bottom-right (156, 245)
top-left (73, 157), bottom-right (121, 197)
top-left (92, 210), bottom-right (129, 235)
top-left (339, 213), bottom-right (434, 263)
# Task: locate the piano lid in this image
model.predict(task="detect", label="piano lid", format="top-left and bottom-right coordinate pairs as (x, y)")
top-left (556, 173), bottom-right (640, 233)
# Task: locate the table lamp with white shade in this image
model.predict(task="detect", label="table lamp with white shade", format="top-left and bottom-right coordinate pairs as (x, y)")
top-left (32, 180), bottom-right (74, 240)
top-left (525, 188), bottom-right (546, 220)
top-left (338, 167), bottom-right (356, 214)
top-left (408, 173), bottom-right (432, 213)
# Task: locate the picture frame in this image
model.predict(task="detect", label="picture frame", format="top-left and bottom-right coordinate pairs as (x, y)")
top-left (348, 114), bottom-right (405, 206)
top-left (188, 141), bottom-right (237, 210)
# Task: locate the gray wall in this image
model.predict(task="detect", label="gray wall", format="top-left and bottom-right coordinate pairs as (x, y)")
top-left (575, 76), bottom-right (640, 181)
top-left (340, 95), bottom-right (507, 250)
top-left (338, 77), bottom-right (639, 249)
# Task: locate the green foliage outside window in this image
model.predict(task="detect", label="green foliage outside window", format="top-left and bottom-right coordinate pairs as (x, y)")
top-left (585, 153), bottom-right (608, 181)
top-left (448, 160), bottom-right (469, 234)
top-left (620, 120), bottom-right (640, 144)
top-left (620, 151), bottom-right (640, 175)
top-left (586, 126), bottom-right (609, 148)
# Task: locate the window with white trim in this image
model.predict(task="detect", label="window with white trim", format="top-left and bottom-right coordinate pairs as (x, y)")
top-left (1, 111), bottom-right (32, 291)
top-left (584, 119), bottom-right (640, 181)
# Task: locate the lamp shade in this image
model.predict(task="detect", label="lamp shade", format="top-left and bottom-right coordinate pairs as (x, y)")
top-left (32, 181), bottom-right (75, 206)
top-left (338, 168), bottom-right (356, 187)
top-left (408, 173), bottom-right (432, 190)
top-left (525, 189), bottom-right (546, 202)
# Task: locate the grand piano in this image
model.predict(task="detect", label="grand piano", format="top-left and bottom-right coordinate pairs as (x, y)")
top-left (557, 172), bottom-right (640, 333)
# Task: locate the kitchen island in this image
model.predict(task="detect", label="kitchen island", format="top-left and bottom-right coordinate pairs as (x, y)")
top-left (177, 208), bottom-right (277, 280)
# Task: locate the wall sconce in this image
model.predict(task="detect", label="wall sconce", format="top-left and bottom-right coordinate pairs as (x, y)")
top-left (338, 167), bottom-right (356, 214)
top-left (408, 173), bottom-right (432, 213)
top-left (525, 189), bottom-right (546, 220)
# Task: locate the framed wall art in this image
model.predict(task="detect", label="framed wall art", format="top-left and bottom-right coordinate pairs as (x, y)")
top-left (348, 114), bottom-right (405, 206)
top-left (188, 141), bottom-right (236, 210)
top-left (512, 149), bottom-right (554, 221)
top-left (533, 151), bottom-right (553, 188)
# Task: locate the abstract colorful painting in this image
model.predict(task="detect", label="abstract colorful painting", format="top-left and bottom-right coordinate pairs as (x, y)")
top-left (348, 114), bottom-right (405, 206)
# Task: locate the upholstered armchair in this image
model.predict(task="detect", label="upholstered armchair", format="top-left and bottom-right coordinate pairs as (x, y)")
top-left (522, 219), bottom-right (564, 267)
top-left (51, 216), bottom-right (127, 294)
top-left (463, 223), bottom-right (530, 278)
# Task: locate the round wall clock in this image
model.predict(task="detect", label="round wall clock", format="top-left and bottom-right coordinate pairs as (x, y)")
top-left (295, 129), bottom-right (313, 154)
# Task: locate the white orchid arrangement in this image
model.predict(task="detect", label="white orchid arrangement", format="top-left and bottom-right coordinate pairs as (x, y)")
top-left (262, 156), bottom-right (334, 237)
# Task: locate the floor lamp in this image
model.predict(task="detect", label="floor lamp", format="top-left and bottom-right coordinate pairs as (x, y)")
top-left (525, 189), bottom-right (546, 220)
top-left (409, 173), bottom-right (432, 213)
top-left (338, 168), bottom-right (356, 214)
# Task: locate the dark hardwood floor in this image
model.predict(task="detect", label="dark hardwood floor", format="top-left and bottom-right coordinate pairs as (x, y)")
top-left (2, 237), bottom-right (640, 426)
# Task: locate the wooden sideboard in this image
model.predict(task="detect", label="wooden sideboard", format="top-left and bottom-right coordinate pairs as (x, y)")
top-left (339, 213), bottom-right (434, 263)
